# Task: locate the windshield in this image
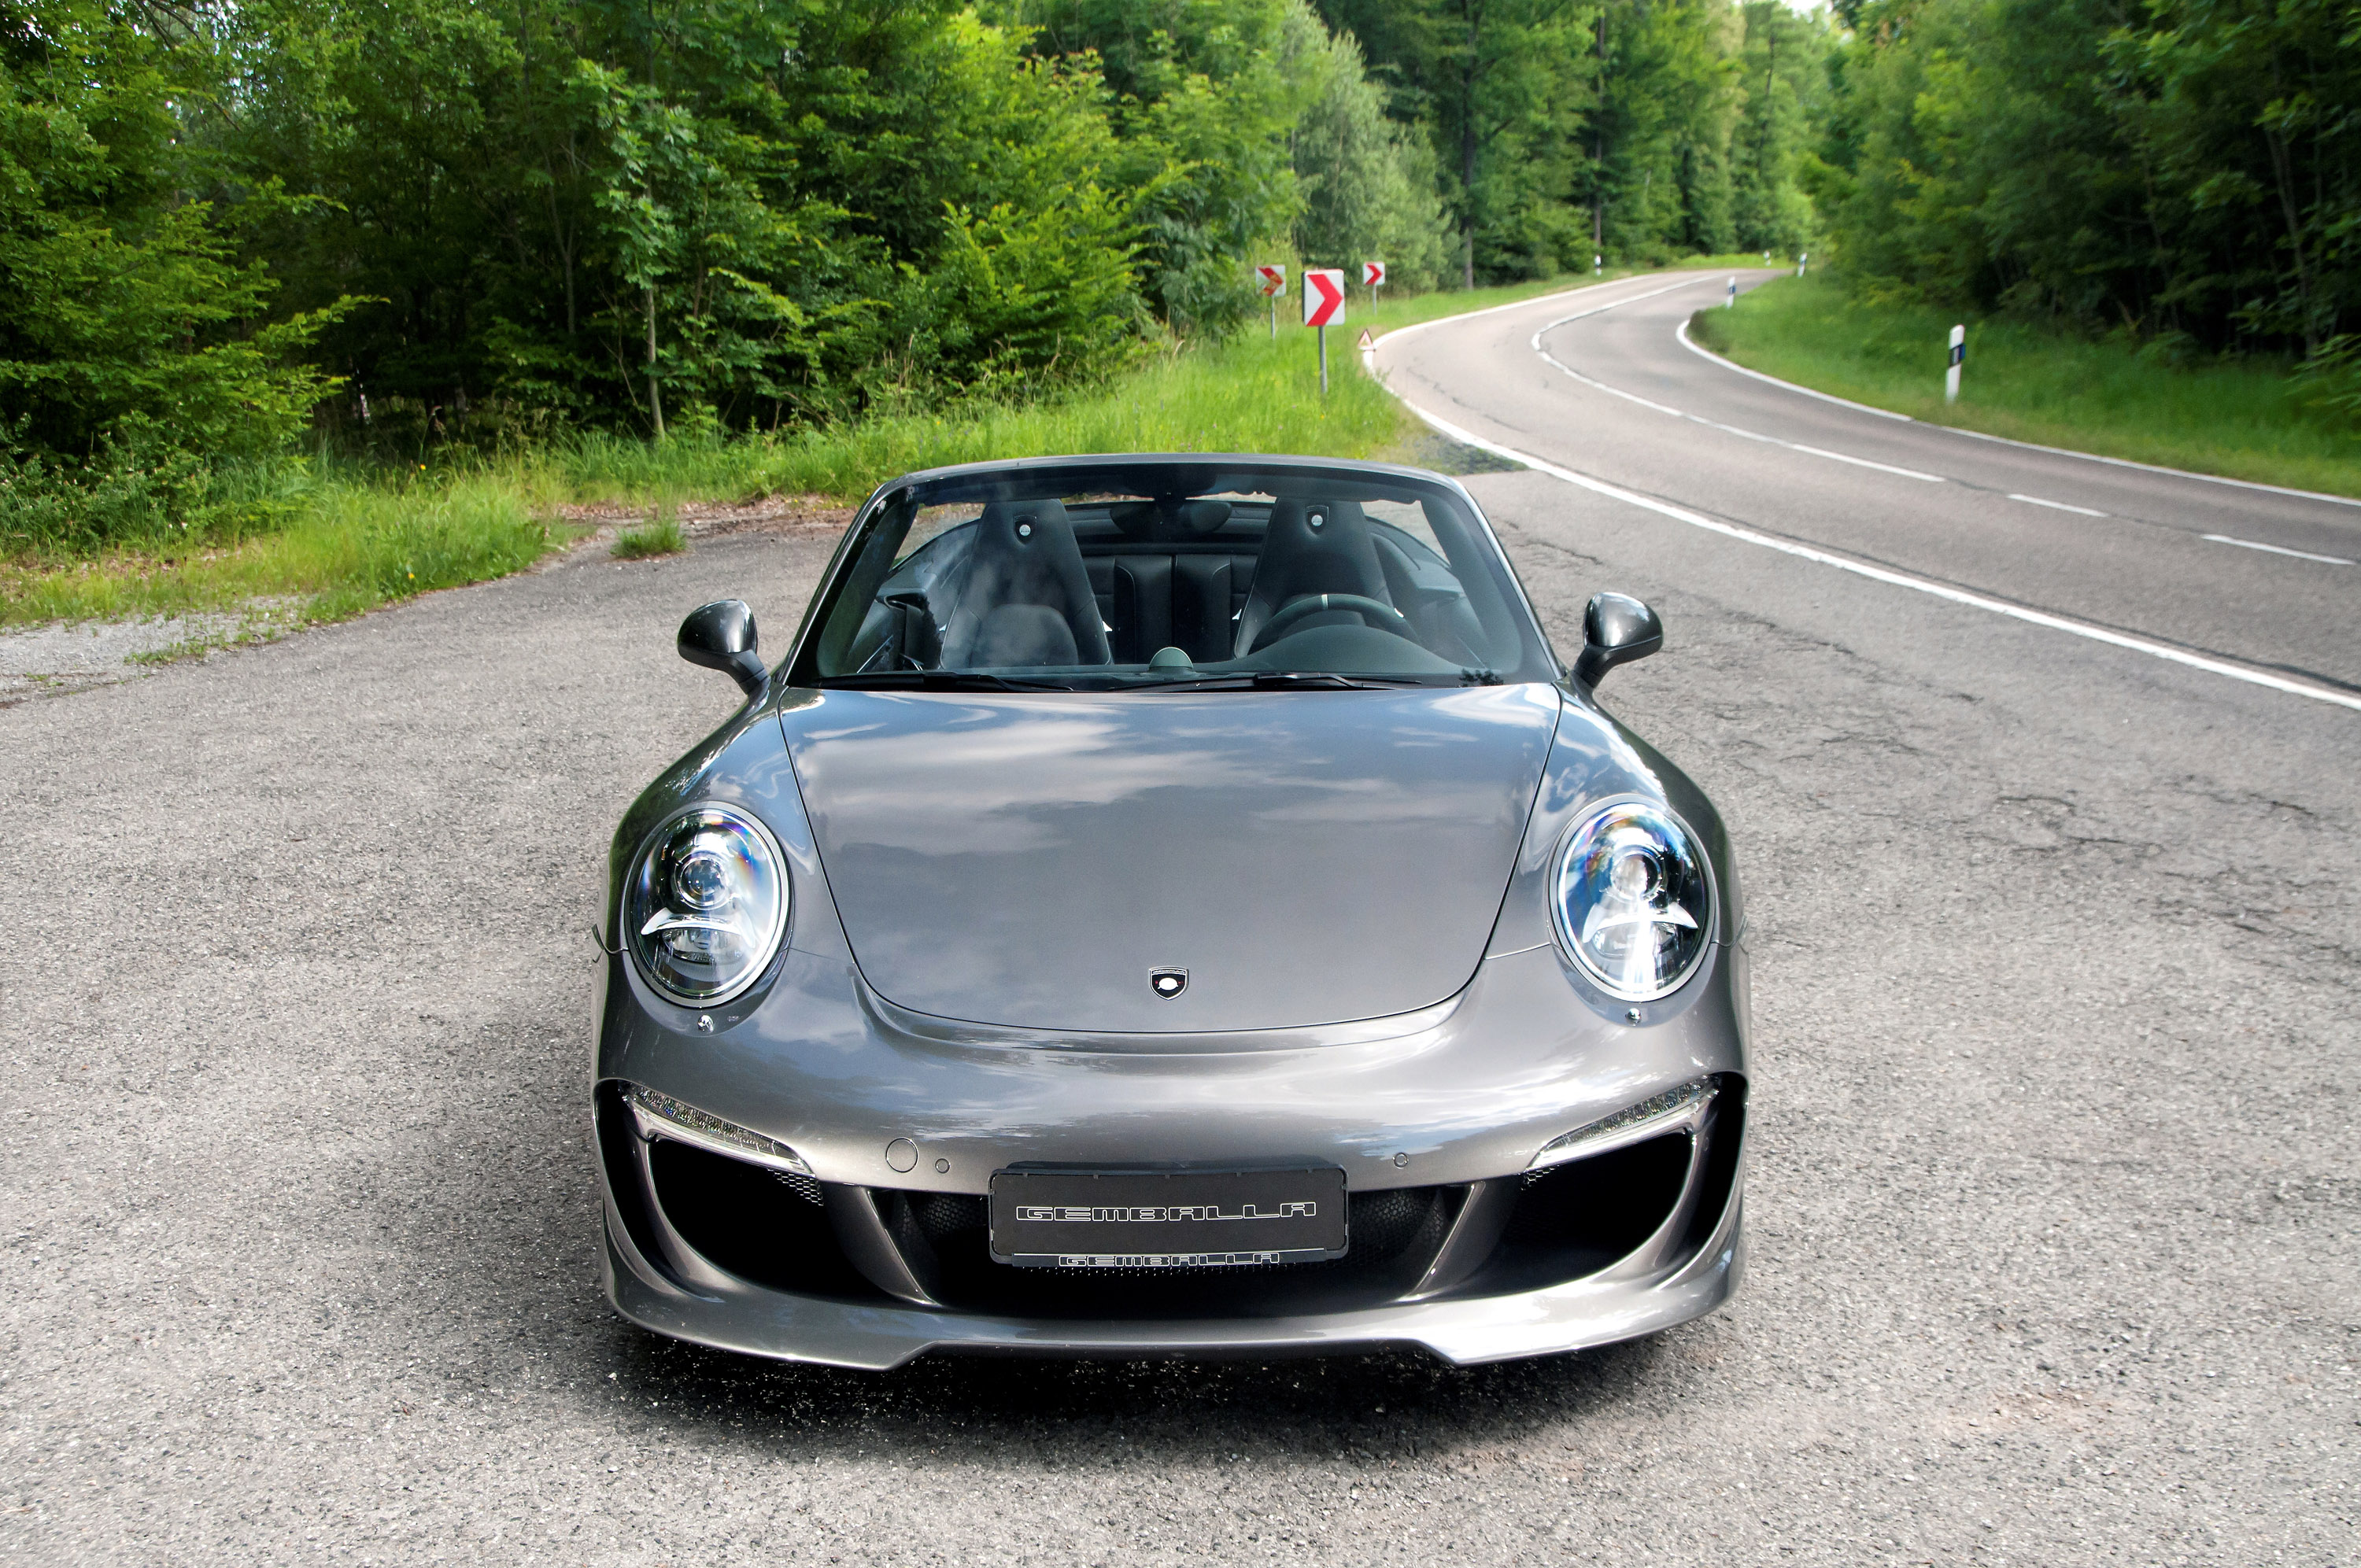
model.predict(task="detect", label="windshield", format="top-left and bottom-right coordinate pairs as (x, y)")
top-left (791, 460), bottom-right (1560, 691)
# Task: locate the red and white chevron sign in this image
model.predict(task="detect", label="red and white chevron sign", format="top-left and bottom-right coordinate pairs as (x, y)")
top-left (1302, 268), bottom-right (1346, 327)
top-left (1362, 261), bottom-right (1386, 287)
top-left (1256, 264), bottom-right (1285, 297)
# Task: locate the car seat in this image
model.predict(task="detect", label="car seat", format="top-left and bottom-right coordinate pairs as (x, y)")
top-left (1233, 499), bottom-right (1396, 656)
top-left (937, 498), bottom-right (1113, 667)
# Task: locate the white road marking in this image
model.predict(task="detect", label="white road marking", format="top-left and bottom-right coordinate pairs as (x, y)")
top-left (1397, 399), bottom-right (2361, 715)
top-left (2202, 533), bottom-right (2355, 566)
top-left (1674, 315), bottom-right (2361, 511)
top-left (1789, 444), bottom-right (1945, 483)
top-left (1672, 315), bottom-right (1912, 419)
top-left (1535, 314), bottom-right (1947, 483)
top-left (2008, 493), bottom-right (2108, 518)
top-left (1380, 271), bottom-right (1705, 348)
top-left (1528, 278), bottom-right (1722, 344)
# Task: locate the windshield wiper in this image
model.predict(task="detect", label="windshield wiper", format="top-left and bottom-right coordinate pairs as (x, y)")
top-left (1144, 670), bottom-right (1432, 692)
top-left (818, 670), bottom-right (1075, 692)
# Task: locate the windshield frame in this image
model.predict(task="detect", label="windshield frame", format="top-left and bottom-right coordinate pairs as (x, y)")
top-left (778, 454), bottom-right (1565, 692)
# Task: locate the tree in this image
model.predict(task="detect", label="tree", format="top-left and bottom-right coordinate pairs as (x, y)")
top-left (1285, 6), bottom-right (1447, 287)
top-left (0, 1), bottom-right (345, 466)
top-left (1820, 0), bottom-right (2360, 360)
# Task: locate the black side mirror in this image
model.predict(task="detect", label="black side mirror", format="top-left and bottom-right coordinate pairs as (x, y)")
top-left (678, 599), bottom-right (767, 697)
top-left (1572, 592), bottom-right (1663, 689)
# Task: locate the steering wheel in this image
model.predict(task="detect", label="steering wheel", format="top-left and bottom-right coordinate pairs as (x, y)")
top-left (1252, 592), bottom-right (1415, 651)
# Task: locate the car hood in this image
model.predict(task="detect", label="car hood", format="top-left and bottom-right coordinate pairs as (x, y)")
top-left (782, 685), bottom-right (1561, 1033)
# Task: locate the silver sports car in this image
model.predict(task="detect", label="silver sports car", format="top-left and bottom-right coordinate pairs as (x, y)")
top-left (594, 454), bottom-right (1749, 1368)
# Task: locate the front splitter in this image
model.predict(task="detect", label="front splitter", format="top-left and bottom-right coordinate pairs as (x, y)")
top-left (600, 1199), bottom-right (1744, 1371)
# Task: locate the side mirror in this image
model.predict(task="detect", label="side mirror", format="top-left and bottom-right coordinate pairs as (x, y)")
top-left (678, 599), bottom-right (767, 698)
top-left (1572, 592), bottom-right (1663, 689)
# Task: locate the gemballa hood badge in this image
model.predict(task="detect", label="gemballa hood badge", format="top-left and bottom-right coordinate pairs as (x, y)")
top-left (1149, 967), bottom-right (1188, 999)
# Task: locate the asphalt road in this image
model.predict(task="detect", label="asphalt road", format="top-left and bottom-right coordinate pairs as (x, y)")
top-left (1384, 268), bottom-right (2361, 695)
top-left (4, 278), bottom-right (2356, 1565)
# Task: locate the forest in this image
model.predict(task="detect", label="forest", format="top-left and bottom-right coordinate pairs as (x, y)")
top-left (2, 0), bottom-right (2355, 552)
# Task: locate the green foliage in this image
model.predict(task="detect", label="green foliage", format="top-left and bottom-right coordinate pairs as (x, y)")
top-left (1820, 0), bottom-right (2361, 358)
top-left (1284, 6), bottom-right (1447, 287)
top-left (1691, 272), bottom-right (2361, 496)
top-left (1008, 0), bottom-right (1311, 336)
top-left (1319, 0), bottom-right (1833, 283)
top-left (903, 188), bottom-right (1151, 396)
top-left (0, 0), bottom-right (350, 542)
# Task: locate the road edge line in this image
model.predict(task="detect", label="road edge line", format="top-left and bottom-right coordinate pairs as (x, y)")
top-left (1673, 316), bottom-right (2361, 510)
top-left (1391, 396), bottom-right (2361, 716)
top-left (1672, 315), bottom-right (1914, 421)
top-left (1371, 268), bottom-right (1734, 353)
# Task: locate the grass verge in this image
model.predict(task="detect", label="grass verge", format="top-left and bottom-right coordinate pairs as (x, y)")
top-left (1689, 272), bottom-right (2361, 498)
top-left (1, 264), bottom-right (1672, 635)
top-left (2, 474), bottom-right (563, 631)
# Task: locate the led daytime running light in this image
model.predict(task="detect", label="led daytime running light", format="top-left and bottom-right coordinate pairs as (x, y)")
top-left (1529, 1078), bottom-right (1716, 1171)
top-left (628, 1083), bottom-right (812, 1175)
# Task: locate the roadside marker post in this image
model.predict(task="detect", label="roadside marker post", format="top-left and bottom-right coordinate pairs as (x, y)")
top-left (1594, 254), bottom-right (1602, 276)
top-left (1946, 324), bottom-right (1965, 403)
top-left (1797, 251), bottom-right (1808, 278)
top-left (1727, 277), bottom-right (1738, 308)
top-left (1303, 267), bottom-right (1346, 394)
top-left (1257, 265), bottom-right (1286, 340)
top-left (1363, 260), bottom-right (1386, 308)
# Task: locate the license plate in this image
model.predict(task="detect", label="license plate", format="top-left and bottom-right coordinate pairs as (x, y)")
top-left (988, 1165), bottom-right (1348, 1267)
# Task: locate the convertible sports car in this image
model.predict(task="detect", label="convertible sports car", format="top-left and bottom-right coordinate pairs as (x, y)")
top-left (594, 454), bottom-right (1749, 1368)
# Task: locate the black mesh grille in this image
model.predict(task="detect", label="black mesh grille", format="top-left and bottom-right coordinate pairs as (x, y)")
top-left (773, 1169), bottom-right (824, 1207)
top-left (646, 1141), bottom-right (878, 1300)
top-left (912, 1190), bottom-right (987, 1242)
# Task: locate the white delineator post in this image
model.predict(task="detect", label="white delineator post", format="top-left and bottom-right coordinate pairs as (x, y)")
top-left (1946, 324), bottom-right (1965, 402)
top-left (1303, 268), bottom-right (1346, 394)
top-left (1727, 277), bottom-right (1738, 308)
top-left (1257, 265), bottom-right (1286, 340)
top-left (1797, 251), bottom-right (1808, 278)
top-left (1594, 253), bottom-right (1603, 276)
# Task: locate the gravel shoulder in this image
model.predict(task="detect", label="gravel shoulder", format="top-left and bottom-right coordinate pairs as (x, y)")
top-left (1, 458), bottom-right (2354, 1563)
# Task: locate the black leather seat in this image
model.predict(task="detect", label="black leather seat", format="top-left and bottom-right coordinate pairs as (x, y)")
top-left (1232, 499), bottom-right (1395, 655)
top-left (937, 499), bottom-right (1112, 667)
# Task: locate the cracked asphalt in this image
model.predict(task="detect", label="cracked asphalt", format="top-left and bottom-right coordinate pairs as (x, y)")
top-left (3, 286), bottom-right (2356, 1563)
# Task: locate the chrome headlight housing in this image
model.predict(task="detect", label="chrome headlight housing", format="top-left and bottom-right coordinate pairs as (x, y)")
top-left (1551, 800), bottom-right (1714, 1002)
top-left (625, 804), bottom-right (789, 1006)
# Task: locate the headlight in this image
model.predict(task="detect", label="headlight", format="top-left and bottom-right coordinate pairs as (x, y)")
top-left (1551, 801), bottom-right (1713, 1001)
top-left (625, 804), bottom-right (789, 1006)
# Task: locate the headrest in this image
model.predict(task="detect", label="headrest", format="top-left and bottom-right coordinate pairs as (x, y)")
top-left (1107, 498), bottom-right (1233, 540)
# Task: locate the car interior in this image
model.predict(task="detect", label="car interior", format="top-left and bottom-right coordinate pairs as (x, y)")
top-left (818, 485), bottom-right (1538, 683)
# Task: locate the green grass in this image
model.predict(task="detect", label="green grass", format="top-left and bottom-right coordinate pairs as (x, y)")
top-left (1689, 272), bottom-right (2361, 498)
top-left (1, 471), bottom-right (560, 629)
top-left (611, 514), bottom-right (685, 559)
top-left (0, 264), bottom-right (1681, 634)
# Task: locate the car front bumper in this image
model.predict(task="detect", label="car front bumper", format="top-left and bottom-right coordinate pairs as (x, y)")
top-left (593, 918), bottom-right (1750, 1367)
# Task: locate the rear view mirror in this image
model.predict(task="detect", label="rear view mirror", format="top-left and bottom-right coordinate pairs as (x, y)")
top-left (678, 599), bottom-right (767, 697)
top-left (1572, 592), bottom-right (1663, 689)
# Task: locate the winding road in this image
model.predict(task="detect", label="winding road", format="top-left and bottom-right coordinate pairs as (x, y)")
top-left (1, 273), bottom-right (2353, 1566)
top-left (1380, 267), bottom-right (2361, 702)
